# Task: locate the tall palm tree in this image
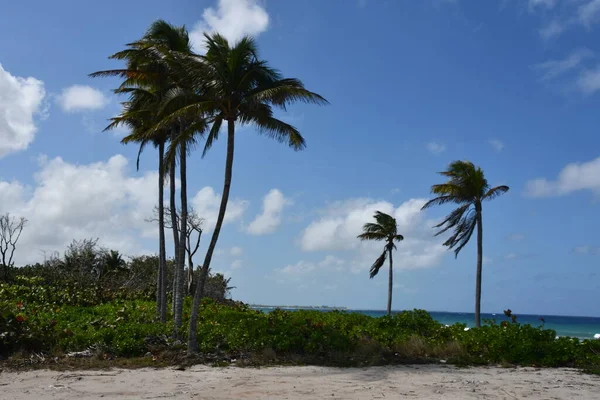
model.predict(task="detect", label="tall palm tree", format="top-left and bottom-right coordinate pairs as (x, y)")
top-left (104, 91), bottom-right (170, 322)
top-left (156, 33), bottom-right (328, 354)
top-left (91, 20), bottom-right (200, 329)
top-left (358, 211), bottom-right (404, 316)
top-left (421, 160), bottom-right (509, 327)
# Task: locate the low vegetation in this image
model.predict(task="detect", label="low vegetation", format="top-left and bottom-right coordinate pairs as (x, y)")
top-left (2, 275), bottom-right (599, 372)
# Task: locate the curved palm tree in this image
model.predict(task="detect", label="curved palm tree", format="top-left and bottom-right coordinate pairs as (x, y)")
top-left (159, 33), bottom-right (328, 354)
top-left (421, 160), bottom-right (509, 327)
top-left (358, 211), bottom-right (404, 316)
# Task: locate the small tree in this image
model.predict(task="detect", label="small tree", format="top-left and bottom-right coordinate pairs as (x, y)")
top-left (98, 250), bottom-right (128, 280)
top-left (422, 160), bottom-right (509, 327)
top-left (204, 273), bottom-right (234, 302)
top-left (0, 213), bottom-right (27, 281)
top-left (148, 206), bottom-right (203, 295)
top-left (357, 211), bottom-right (404, 316)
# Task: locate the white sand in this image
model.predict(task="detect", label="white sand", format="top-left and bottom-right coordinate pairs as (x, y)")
top-left (1, 365), bottom-right (599, 399)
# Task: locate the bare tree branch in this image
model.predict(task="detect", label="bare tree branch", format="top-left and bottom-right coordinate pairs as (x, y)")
top-left (0, 213), bottom-right (27, 280)
top-left (147, 205), bottom-right (204, 294)
top-left (146, 205), bottom-right (204, 238)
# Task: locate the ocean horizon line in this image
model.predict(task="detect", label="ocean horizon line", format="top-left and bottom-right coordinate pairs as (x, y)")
top-left (249, 305), bottom-right (600, 319)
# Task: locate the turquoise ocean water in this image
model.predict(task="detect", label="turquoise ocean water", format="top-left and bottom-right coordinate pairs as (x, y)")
top-left (253, 308), bottom-right (600, 340)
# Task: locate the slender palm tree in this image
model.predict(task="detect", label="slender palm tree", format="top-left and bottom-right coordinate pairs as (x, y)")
top-left (358, 211), bottom-right (404, 316)
top-left (91, 20), bottom-right (200, 329)
top-left (155, 33), bottom-right (328, 354)
top-left (104, 91), bottom-right (170, 322)
top-left (421, 160), bottom-right (509, 327)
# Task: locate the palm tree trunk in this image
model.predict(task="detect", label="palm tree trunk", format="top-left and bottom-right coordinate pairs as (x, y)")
top-left (157, 141), bottom-right (167, 322)
top-left (187, 119), bottom-right (235, 355)
top-left (387, 245), bottom-right (393, 316)
top-left (475, 203), bottom-right (483, 328)
top-left (187, 235), bottom-right (193, 295)
top-left (174, 140), bottom-right (187, 337)
top-left (169, 151), bottom-right (179, 317)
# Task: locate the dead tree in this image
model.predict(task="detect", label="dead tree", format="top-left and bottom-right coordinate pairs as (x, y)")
top-left (0, 213), bottom-right (27, 281)
top-left (147, 206), bottom-right (203, 295)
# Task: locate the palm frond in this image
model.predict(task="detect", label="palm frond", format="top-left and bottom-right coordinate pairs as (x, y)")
top-left (359, 211), bottom-right (403, 245)
top-left (369, 250), bottom-right (387, 279)
top-left (430, 183), bottom-right (468, 197)
top-left (439, 160), bottom-right (476, 178)
top-left (357, 231), bottom-right (387, 241)
top-left (424, 161), bottom-right (507, 260)
top-left (421, 195), bottom-right (462, 210)
top-left (247, 78), bottom-right (329, 111)
top-left (164, 120), bottom-right (206, 166)
top-left (202, 116), bottom-right (223, 157)
top-left (248, 113), bottom-right (306, 150)
top-left (446, 212), bottom-right (477, 257)
top-left (483, 185), bottom-right (509, 201)
top-left (135, 140), bottom-right (149, 171)
top-left (373, 211), bottom-right (397, 235)
top-left (143, 101), bottom-right (217, 140)
top-left (360, 222), bottom-right (385, 234)
top-left (432, 203), bottom-right (472, 236)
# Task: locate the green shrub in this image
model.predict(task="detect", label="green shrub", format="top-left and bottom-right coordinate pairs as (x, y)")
top-left (2, 279), bottom-right (600, 372)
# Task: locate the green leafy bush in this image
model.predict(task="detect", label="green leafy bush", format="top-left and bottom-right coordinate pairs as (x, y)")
top-left (2, 280), bottom-right (599, 372)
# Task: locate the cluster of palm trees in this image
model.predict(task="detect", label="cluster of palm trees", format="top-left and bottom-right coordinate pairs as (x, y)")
top-left (92, 20), bottom-right (327, 354)
top-left (360, 161), bottom-right (509, 326)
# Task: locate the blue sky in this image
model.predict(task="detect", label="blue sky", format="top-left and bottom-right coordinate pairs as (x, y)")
top-left (1, 0), bottom-right (600, 316)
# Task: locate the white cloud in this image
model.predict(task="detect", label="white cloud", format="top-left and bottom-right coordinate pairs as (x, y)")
top-left (539, 20), bottom-right (566, 40)
top-left (231, 259), bottom-right (243, 269)
top-left (529, 0), bottom-right (558, 10)
top-left (573, 245), bottom-right (592, 254)
top-left (319, 255), bottom-right (346, 269)
top-left (57, 85), bottom-right (109, 112)
top-left (426, 141), bottom-right (446, 155)
top-left (247, 189), bottom-right (291, 235)
top-left (503, 252), bottom-right (533, 261)
top-left (272, 199), bottom-right (447, 287)
top-left (524, 0), bottom-right (600, 39)
top-left (273, 255), bottom-right (345, 281)
top-left (191, 187), bottom-right (249, 232)
top-left (0, 181), bottom-right (25, 209)
top-left (525, 156), bottom-right (600, 197)
top-left (578, 0), bottom-right (600, 28)
top-left (572, 245), bottom-right (600, 255)
top-left (533, 49), bottom-right (594, 81)
top-left (506, 233), bottom-right (525, 241)
top-left (0, 155), bottom-right (248, 265)
top-left (0, 64), bottom-right (46, 158)
top-left (531, 49), bottom-right (600, 95)
top-left (489, 139), bottom-right (505, 152)
top-left (577, 66), bottom-right (600, 94)
top-left (230, 246), bottom-right (243, 256)
top-left (276, 260), bottom-right (317, 278)
top-left (190, 0), bottom-right (269, 52)
top-left (299, 198), bottom-right (447, 272)
top-left (0, 155), bottom-right (156, 264)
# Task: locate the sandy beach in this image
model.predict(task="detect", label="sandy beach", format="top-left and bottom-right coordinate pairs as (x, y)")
top-left (1, 365), bottom-right (599, 399)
